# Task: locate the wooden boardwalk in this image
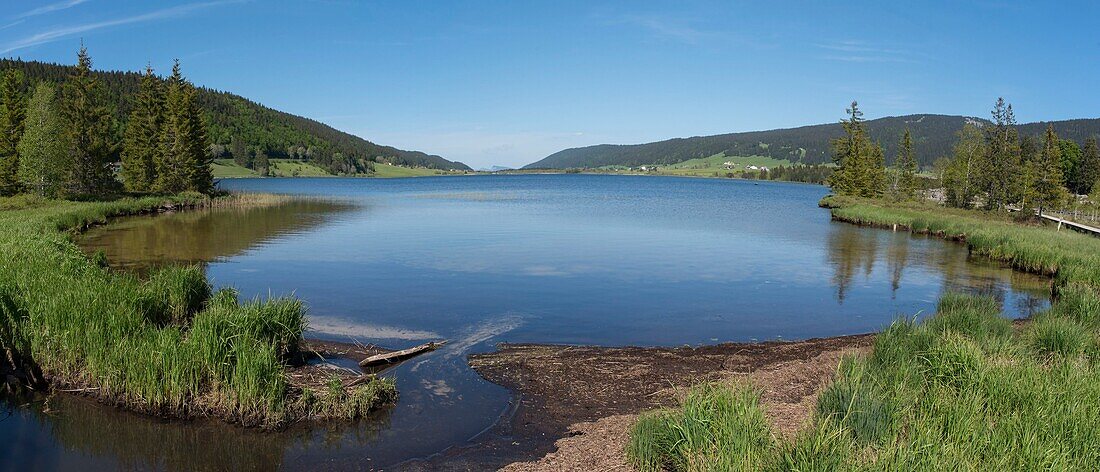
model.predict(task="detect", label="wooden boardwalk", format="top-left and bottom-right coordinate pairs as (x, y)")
top-left (1040, 212), bottom-right (1100, 237)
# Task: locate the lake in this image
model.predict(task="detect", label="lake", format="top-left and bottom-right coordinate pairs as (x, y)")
top-left (1, 174), bottom-right (1050, 469)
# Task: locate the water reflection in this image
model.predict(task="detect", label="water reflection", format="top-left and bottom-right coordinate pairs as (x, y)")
top-left (78, 199), bottom-right (352, 273)
top-left (826, 224), bottom-right (1049, 316)
top-left (0, 389), bottom-right (392, 471)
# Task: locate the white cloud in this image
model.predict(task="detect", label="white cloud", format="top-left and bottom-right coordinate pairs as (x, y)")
top-left (1, 0), bottom-right (242, 54)
top-left (13, 0), bottom-right (90, 20)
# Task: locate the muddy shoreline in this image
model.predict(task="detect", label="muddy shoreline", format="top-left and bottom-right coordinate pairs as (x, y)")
top-left (403, 333), bottom-right (874, 471)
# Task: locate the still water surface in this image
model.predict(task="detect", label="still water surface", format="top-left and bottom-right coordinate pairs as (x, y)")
top-left (2, 174), bottom-right (1049, 469)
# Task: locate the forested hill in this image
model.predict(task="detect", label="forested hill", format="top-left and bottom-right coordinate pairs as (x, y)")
top-left (525, 115), bottom-right (1100, 169)
top-left (0, 59), bottom-right (470, 172)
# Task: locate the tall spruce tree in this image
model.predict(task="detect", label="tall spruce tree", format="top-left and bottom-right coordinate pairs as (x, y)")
top-left (121, 65), bottom-right (163, 192)
top-left (1079, 136), bottom-right (1100, 195)
top-left (17, 83), bottom-right (70, 197)
top-left (156, 60), bottom-right (211, 193)
top-left (61, 46), bottom-right (117, 196)
top-left (980, 98), bottom-right (1022, 210)
top-left (892, 128), bottom-right (918, 200)
top-left (827, 101), bottom-right (885, 197)
top-left (1026, 125), bottom-right (1068, 214)
top-left (0, 69), bottom-right (27, 196)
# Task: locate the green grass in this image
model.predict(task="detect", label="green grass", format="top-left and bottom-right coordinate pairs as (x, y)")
top-left (211, 159), bottom-right (260, 178)
top-left (371, 162), bottom-right (450, 178)
top-left (212, 159), bottom-right (453, 179)
top-left (0, 193), bottom-right (395, 427)
top-left (629, 195), bottom-right (1100, 470)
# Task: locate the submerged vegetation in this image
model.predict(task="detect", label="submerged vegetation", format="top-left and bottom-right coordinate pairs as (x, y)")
top-left (0, 193), bottom-right (395, 428)
top-left (628, 195), bottom-right (1100, 470)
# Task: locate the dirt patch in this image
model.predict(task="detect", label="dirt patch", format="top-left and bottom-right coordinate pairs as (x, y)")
top-left (409, 334), bottom-right (872, 471)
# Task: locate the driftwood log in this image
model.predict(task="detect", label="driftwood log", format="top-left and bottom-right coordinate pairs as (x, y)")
top-left (358, 341), bottom-right (446, 368)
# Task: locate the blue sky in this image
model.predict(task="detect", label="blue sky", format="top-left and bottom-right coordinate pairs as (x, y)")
top-left (2, 1), bottom-right (1099, 168)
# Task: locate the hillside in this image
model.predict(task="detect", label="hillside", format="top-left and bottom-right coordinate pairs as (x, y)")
top-left (0, 59), bottom-right (470, 173)
top-left (525, 114), bottom-right (1100, 169)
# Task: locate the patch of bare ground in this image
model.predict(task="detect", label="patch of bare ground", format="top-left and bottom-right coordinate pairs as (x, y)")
top-left (462, 334), bottom-right (873, 471)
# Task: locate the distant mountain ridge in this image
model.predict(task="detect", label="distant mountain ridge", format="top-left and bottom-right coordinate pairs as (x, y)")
top-left (0, 58), bottom-right (471, 171)
top-left (525, 114), bottom-right (1100, 169)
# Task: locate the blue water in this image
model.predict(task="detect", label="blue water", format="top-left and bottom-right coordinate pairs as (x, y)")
top-left (4, 174), bottom-right (1049, 469)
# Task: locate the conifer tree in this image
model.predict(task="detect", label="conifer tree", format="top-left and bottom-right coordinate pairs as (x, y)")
top-left (17, 83), bottom-right (70, 197)
top-left (121, 65), bottom-right (163, 192)
top-left (156, 60), bottom-right (211, 193)
top-left (0, 69), bottom-right (27, 196)
top-left (1025, 125), bottom-right (1068, 214)
top-left (254, 148), bottom-right (270, 176)
top-left (1078, 136), bottom-right (1100, 195)
top-left (827, 101), bottom-right (885, 197)
top-left (61, 45), bottom-right (117, 196)
top-left (892, 128), bottom-right (918, 200)
top-left (980, 98), bottom-right (1022, 210)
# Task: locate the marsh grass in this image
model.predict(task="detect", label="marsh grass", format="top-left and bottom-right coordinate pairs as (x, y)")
top-left (629, 196), bottom-right (1100, 470)
top-left (0, 193), bottom-right (393, 427)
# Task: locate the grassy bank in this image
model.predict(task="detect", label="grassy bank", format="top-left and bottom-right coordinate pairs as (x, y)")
top-left (628, 196), bottom-right (1100, 470)
top-left (0, 193), bottom-right (395, 428)
top-left (212, 159), bottom-right (459, 179)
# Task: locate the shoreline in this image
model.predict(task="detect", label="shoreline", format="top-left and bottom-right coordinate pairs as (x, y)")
top-left (407, 333), bottom-right (874, 471)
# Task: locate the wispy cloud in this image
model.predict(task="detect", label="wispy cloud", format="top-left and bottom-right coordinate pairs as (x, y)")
top-left (815, 40), bottom-right (924, 64)
top-left (13, 0), bottom-right (91, 20)
top-left (616, 14), bottom-right (712, 44)
top-left (1, 0), bottom-right (242, 55)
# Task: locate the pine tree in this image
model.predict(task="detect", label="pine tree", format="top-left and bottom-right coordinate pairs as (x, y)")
top-left (230, 135), bottom-right (250, 168)
top-left (892, 128), bottom-right (918, 200)
top-left (120, 65), bottom-right (163, 192)
top-left (1078, 137), bottom-right (1100, 196)
top-left (254, 148), bottom-right (270, 176)
top-left (979, 98), bottom-right (1022, 210)
top-left (1026, 125), bottom-right (1068, 214)
top-left (827, 101), bottom-right (885, 197)
top-left (61, 46), bottom-right (117, 196)
top-left (17, 83), bottom-right (71, 197)
top-left (156, 60), bottom-right (211, 193)
top-left (0, 69), bottom-right (27, 196)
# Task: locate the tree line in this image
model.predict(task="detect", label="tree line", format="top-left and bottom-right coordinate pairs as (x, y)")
top-left (0, 47), bottom-right (211, 198)
top-left (827, 99), bottom-right (1100, 213)
top-left (0, 58), bottom-right (469, 173)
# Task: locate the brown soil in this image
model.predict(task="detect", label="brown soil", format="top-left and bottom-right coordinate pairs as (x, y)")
top-left (408, 334), bottom-right (873, 471)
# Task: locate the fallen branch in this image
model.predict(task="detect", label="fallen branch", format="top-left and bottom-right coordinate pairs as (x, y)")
top-left (358, 341), bottom-right (446, 368)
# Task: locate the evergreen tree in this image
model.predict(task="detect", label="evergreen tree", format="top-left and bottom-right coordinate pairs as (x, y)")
top-left (156, 60), bottom-right (211, 193)
top-left (1078, 137), bottom-right (1100, 195)
top-left (1025, 125), bottom-right (1068, 214)
top-left (17, 83), bottom-right (70, 197)
top-left (1058, 139), bottom-right (1082, 194)
top-left (254, 148), bottom-right (270, 176)
top-left (61, 46), bottom-right (117, 196)
top-left (827, 101), bottom-right (885, 197)
top-left (0, 69), bottom-right (27, 196)
top-left (979, 98), bottom-right (1022, 210)
top-left (230, 135), bottom-right (250, 168)
top-left (892, 128), bottom-right (918, 200)
top-left (120, 65), bottom-right (163, 192)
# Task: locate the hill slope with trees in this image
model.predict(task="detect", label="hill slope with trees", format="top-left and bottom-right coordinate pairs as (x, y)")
top-left (0, 58), bottom-right (469, 173)
top-left (525, 114), bottom-right (1100, 170)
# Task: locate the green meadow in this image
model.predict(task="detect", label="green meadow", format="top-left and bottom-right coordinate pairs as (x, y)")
top-left (628, 196), bottom-right (1100, 471)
